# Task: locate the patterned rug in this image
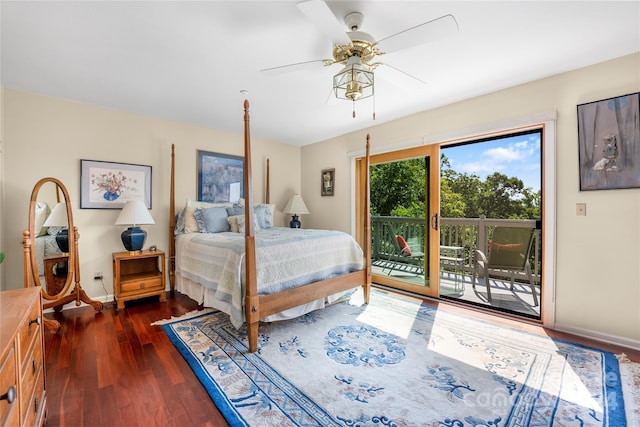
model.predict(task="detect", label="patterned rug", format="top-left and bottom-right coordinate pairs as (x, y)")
top-left (157, 289), bottom-right (636, 426)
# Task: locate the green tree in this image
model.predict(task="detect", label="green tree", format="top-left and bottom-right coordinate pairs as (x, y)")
top-left (370, 158), bottom-right (425, 217)
top-left (372, 154), bottom-right (541, 221)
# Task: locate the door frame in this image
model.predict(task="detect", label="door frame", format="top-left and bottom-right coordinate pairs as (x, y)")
top-left (349, 109), bottom-right (557, 328)
top-left (356, 144), bottom-right (441, 298)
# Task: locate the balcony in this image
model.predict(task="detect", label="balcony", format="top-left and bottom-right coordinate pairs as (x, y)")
top-left (371, 215), bottom-right (541, 318)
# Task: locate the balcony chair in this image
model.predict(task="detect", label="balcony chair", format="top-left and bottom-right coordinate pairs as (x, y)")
top-left (472, 227), bottom-right (538, 306)
top-left (383, 234), bottom-right (425, 276)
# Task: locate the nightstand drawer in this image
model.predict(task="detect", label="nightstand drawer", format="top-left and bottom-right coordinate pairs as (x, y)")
top-left (121, 276), bottom-right (163, 293)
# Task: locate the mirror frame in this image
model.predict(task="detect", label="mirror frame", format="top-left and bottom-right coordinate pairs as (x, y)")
top-left (26, 177), bottom-right (76, 300)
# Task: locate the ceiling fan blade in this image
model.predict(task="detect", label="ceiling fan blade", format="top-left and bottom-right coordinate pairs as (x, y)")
top-left (297, 0), bottom-right (351, 46)
top-left (260, 59), bottom-right (328, 76)
top-left (379, 63), bottom-right (427, 85)
top-left (377, 14), bottom-right (459, 54)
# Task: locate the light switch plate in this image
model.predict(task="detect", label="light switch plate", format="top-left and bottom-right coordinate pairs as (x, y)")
top-left (576, 203), bottom-right (586, 216)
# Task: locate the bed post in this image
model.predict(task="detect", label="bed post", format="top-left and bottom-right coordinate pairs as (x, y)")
top-left (363, 134), bottom-right (372, 304)
top-left (169, 143), bottom-right (176, 292)
top-left (243, 100), bottom-right (260, 353)
top-left (266, 158), bottom-right (270, 204)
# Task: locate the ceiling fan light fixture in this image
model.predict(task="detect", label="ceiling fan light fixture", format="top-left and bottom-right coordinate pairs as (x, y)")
top-left (333, 56), bottom-right (374, 102)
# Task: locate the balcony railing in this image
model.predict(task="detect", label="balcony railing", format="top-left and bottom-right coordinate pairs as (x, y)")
top-left (371, 215), bottom-right (542, 283)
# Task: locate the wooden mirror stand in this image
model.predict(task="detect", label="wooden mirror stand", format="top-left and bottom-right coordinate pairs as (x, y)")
top-left (22, 177), bottom-right (103, 334)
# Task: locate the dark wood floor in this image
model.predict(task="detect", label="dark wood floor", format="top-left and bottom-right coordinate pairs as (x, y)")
top-left (44, 292), bottom-right (228, 427)
top-left (44, 289), bottom-right (640, 427)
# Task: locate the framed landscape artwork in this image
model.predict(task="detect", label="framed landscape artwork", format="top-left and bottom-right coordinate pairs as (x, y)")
top-left (197, 150), bottom-right (244, 203)
top-left (80, 160), bottom-right (152, 209)
top-left (577, 92), bottom-right (640, 191)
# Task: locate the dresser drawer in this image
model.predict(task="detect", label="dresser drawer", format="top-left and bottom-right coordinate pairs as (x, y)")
top-left (120, 276), bottom-right (162, 293)
top-left (20, 333), bottom-right (42, 414)
top-left (22, 367), bottom-right (44, 427)
top-left (0, 345), bottom-right (19, 426)
top-left (18, 302), bottom-right (41, 365)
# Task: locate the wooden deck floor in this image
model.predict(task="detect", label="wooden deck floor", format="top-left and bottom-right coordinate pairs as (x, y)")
top-left (372, 260), bottom-right (541, 319)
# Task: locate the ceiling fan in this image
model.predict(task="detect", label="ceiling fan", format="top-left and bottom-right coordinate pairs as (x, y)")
top-left (261, 0), bottom-right (459, 117)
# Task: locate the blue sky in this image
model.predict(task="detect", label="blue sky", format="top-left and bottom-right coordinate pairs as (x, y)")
top-left (441, 132), bottom-right (541, 192)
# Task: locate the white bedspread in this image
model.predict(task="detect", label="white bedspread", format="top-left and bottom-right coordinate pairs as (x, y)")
top-left (175, 227), bottom-right (364, 328)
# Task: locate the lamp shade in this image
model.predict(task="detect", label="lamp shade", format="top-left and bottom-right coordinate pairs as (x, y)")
top-left (284, 195), bottom-right (310, 215)
top-left (43, 203), bottom-right (70, 253)
top-left (115, 200), bottom-right (154, 252)
top-left (114, 200), bottom-right (155, 226)
top-left (43, 203), bottom-right (68, 227)
top-left (283, 195), bottom-right (310, 229)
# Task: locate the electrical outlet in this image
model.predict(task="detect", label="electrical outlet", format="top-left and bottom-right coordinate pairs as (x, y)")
top-left (94, 272), bottom-right (103, 280)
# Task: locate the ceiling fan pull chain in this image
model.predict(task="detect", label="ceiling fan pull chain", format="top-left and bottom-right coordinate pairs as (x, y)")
top-left (373, 93), bottom-right (376, 120)
top-left (353, 100), bottom-right (356, 118)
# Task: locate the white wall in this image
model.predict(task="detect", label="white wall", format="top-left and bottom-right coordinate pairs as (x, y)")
top-left (0, 90), bottom-right (301, 301)
top-left (301, 53), bottom-right (640, 348)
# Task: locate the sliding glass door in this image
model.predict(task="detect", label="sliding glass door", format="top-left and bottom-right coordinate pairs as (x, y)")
top-left (357, 145), bottom-right (440, 298)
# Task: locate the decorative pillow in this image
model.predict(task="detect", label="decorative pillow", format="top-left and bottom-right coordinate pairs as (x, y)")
top-left (396, 235), bottom-right (412, 256)
top-left (194, 207), bottom-right (230, 233)
top-left (184, 199), bottom-right (232, 233)
top-left (236, 200), bottom-right (276, 228)
top-left (236, 215), bottom-right (247, 233)
top-left (34, 202), bottom-right (51, 237)
top-left (225, 205), bottom-right (244, 217)
top-left (254, 204), bottom-right (273, 229)
top-left (174, 208), bottom-right (186, 235)
top-left (227, 214), bottom-right (261, 233)
top-left (228, 215), bottom-right (241, 233)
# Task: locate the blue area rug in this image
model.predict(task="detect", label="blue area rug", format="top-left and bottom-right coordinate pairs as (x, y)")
top-left (159, 289), bottom-right (630, 426)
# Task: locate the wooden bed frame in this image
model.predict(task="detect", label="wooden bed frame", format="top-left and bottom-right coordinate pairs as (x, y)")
top-left (168, 100), bottom-right (372, 352)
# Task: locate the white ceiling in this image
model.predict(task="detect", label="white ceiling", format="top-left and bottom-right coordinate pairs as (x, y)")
top-left (2, 1), bottom-right (639, 146)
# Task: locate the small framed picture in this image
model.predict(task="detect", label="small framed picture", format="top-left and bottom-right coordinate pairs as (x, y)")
top-left (197, 150), bottom-right (244, 203)
top-left (321, 168), bottom-right (335, 196)
top-left (80, 160), bottom-right (152, 209)
top-left (577, 92), bottom-right (640, 191)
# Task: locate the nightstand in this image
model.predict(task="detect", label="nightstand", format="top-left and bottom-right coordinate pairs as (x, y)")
top-left (112, 250), bottom-right (166, 311)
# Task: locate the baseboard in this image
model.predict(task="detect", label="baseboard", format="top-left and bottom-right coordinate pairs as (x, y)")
top-left (553, 323), bottom-right (640, 352)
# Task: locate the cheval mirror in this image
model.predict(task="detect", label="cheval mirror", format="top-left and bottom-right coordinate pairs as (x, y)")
top-left (23, 177), bottom-right (103, 333)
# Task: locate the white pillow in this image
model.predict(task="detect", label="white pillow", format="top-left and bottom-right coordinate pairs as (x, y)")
top-left (34, 202), bottom-right (51, 237)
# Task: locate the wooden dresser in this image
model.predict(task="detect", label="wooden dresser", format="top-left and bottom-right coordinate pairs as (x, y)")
top-left (0, 287), bottom-right (46, 426)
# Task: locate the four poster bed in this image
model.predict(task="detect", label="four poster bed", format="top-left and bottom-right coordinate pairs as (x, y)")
top-left (168, 100), bottom-right (372, 352)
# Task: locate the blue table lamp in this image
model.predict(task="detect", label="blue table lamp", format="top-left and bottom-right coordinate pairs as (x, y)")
top-left (115, 200), bottom-right (155, 252)
top-left (283, 194), bottom-right (310, 228)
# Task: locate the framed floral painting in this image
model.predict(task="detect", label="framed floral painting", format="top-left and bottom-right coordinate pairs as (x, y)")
top-left (80, 160), bottom-right (152, 209)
